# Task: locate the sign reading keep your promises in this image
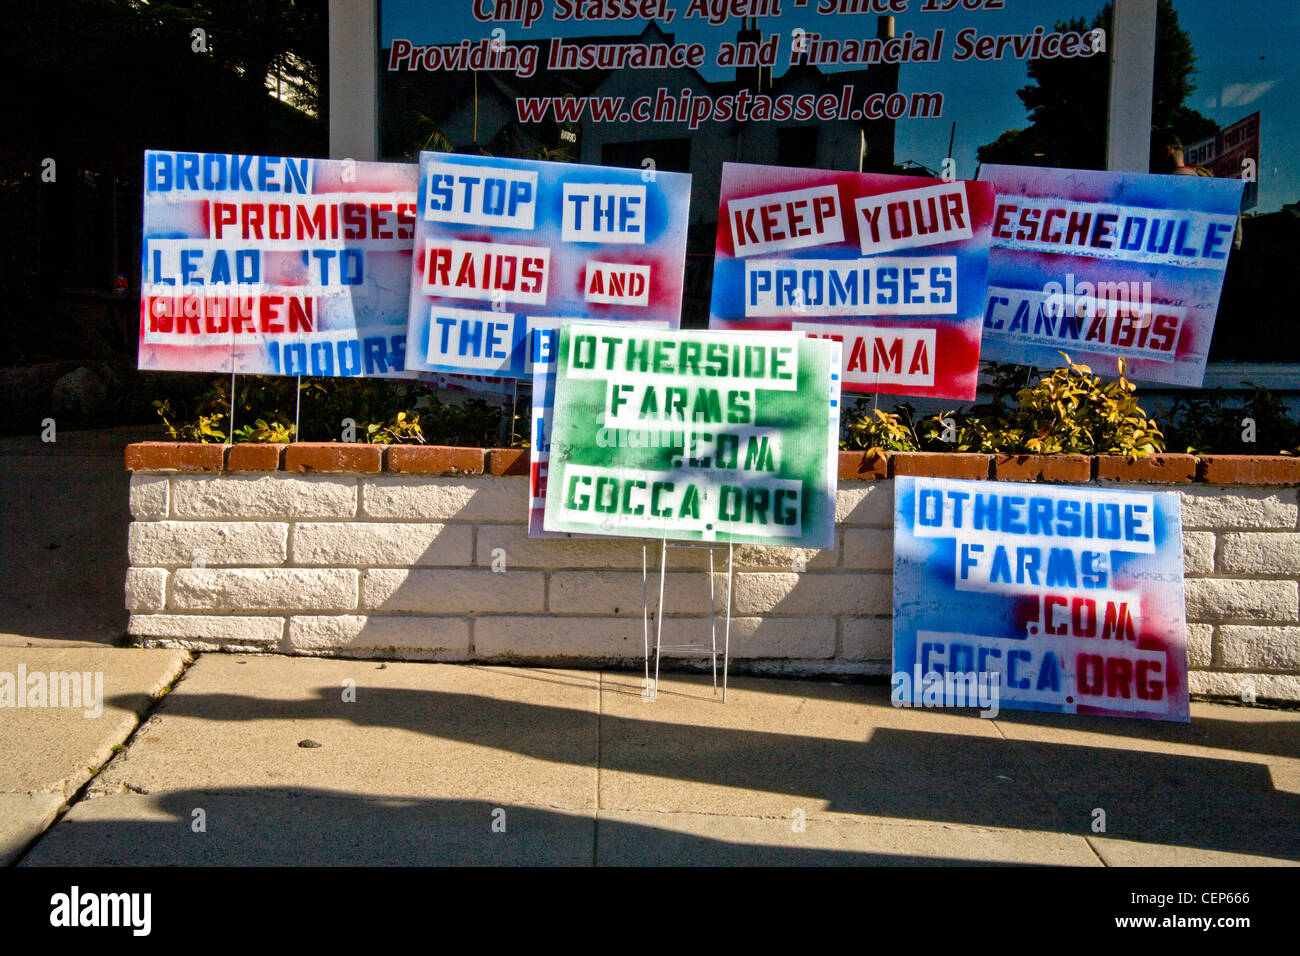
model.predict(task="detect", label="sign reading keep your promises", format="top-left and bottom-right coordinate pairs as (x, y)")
top-left (405, 152), bottom-right (690, 379)
top-left (893, 476), bottom-right (1189, 722)
top-left (708, 162), bottom-right (995, 400)
top-left (543, 324), bottom-right (840, 548)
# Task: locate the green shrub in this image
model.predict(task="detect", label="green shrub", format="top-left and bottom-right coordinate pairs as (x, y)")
top-left (841, 403), bottom-right (921, 452)
top-left (841, 355), bottom-right (1166, 457)
top-left (1162, 383), bottom-right (1300, 455)
top-left (153, 376), bottom-right (508, 447)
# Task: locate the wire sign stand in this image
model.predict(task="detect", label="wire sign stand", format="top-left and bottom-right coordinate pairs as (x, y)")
top-left (640, 532), bottom-right (735, 703)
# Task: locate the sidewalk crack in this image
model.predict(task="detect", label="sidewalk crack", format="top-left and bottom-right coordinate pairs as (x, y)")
top-left (10, 650), bottom-right (199, 866)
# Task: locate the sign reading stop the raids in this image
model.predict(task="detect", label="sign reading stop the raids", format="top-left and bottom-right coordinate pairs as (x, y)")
top-left (708, 162), bottom-right (996, 401)
top-left (893, 476), bottom-right (1189, 722)
top-left (405, 152), bottom-right (690, 379)
top-left (140, 150), bottom-right (418, 377)
top-left (543, 323), bottom-right (841, 548)
top-left (977, 164), bottom-right (1245, 387)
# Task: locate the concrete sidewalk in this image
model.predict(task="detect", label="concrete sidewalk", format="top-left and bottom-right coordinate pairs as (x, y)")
top-left (7, 651), bottom-right (1298, 866)
top-left (0, 425), bottom-right (156, 647)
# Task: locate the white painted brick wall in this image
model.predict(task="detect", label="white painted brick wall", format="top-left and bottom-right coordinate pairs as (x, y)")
top-left (1182, 532), bottom-right (1216, 576)
top-left (1218, 533), bottom-right (1300, 574)
top-left (1217, 625), bottom-right (1300, 670)
top-left (841, 617), bottom-right (892, 664)
top-left (129, 475), bottom-right (169, 518)
top-left (1184, 579), bottom-right (1298, 623)
top-left (128, 521), bottom-right (289, 567)
top-left (658, 616), bottom-right (837, 659)
top-left (124, 474), bottom-right (1300, 703)
top-left (171, 475), bottom-right (358, 518)
top-left (835, 485), bottom-right (894, 525)
top-left (287, 615), bottom-right (470, 657)
top-left (291, 522), bottom-right (472, 567)
top-left (843, 528), bottom-right (893, 571)
top-left (1188, 671), bottom-right (1300, 702)
top-left (125, 567), bottom-right (167, 611)
top-left (733, 572), bottom-right (891, 616)
top-left (362, 568), bottom-right (545, 614)
top-left (129, 613), bottom-right (283, 646)
top-left (474, 524), bottom-right (644, 569)
top-left (362, 476), bottom-right (528, 521)
top-left (548, 571), bottom-right (728, 615)
top-left (1179, 488), bottom-right (1299, 530)
top-left (1186, 623), bottom-right (1214, 668)
top-left (474, 615), bottom-right (645, 659)
top-left (170, 568), bottom-right (358, 611)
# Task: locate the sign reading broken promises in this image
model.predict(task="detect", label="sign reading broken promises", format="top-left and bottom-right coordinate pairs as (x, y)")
top-left (893, 476), bottom-right (1189, 722)
top-left (405, 152), bottom-right (690, 378)
top-left (709, 163), bottom-right (995, 400)
top-left (543, 323), bottom-right (840, 548)
top-left (139, 150), bottom-right (419, 377)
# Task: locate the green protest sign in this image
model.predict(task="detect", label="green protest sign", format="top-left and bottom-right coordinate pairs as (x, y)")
top-left (543, 323), bottom-right (840, 548)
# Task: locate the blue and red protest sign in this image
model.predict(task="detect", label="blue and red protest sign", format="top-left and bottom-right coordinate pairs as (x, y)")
top-left (708, 163), bottom-right (996, 400)
top-left (405, 153), bottom-right (690, 379)
top-left (977, 164), bottom-right (1244, 386)
top-left (893, 476), bottom-right (1189, 722)
top-left (139, 151), bottom-right (418, 377)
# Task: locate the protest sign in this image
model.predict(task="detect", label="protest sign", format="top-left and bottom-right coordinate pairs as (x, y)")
top-left (529, 346), bottom-right (563, 538)
top-left (977, 164), bottom-right (1244, 387)
top-left (708, 163), bottom-right (995, 400)
top-left (893, 476), bottom-right (1189, 722)
top-left (419, 371), bottom-right (515, 397)
top-left (543, 323), bottom-right (840, 548)
top-left (139, 151), bottom-right (418, 377)
top-left (405, 153), bottom-right (690, 379)
top-left (528, 320), bottom-right (669, 538)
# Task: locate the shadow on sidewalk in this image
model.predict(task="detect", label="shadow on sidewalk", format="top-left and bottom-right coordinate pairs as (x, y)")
top-left (23, 787), bottom-right (1050, 866)
top-left (100, 682), bottom-right (1300, 862)
top-left (0, 426), bottom-right (155, 644)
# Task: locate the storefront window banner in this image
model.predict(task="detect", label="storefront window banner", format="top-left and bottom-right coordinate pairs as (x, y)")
top-left (139, 151), bottom-right (419, 378)
top-left (543, 323), bottom-right (840, 548)
top-left (893, 476), bottom-right (1189, 722)
top-left (404, 152), bottom-right (690, 379)
top-left (709, 163), bottom-right (994, 400)
top-left (977, 164), bottom-right (1245, 387)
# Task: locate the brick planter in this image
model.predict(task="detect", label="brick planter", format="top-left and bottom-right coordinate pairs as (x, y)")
top-left (124, 444), bottom-right (1300, 703)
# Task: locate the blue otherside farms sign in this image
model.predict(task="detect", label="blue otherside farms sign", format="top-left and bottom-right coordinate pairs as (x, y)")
top-left (405, 152), bottom-right (690, 379)
top-left (977, 164), bottom-right (1244, 387)
top-left (140, 151), bottom-right (418, 377)
top-left (893, 477), bottom-right (1190, 722)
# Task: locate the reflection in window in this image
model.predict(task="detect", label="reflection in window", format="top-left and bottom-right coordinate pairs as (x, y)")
top-left (777, 126), bottom-right (820, 169)
top-left (1160, 1), bottom-right (1298, 362)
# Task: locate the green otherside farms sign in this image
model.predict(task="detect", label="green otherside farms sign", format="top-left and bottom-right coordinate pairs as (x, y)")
top-left (544, 323), bottom-right (840, 548)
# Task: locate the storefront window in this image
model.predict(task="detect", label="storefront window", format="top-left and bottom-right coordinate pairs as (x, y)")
top-left (379, 0), bottom-right (1112, 325)
top-left (1155, 0), bottom-right (1297, 364)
